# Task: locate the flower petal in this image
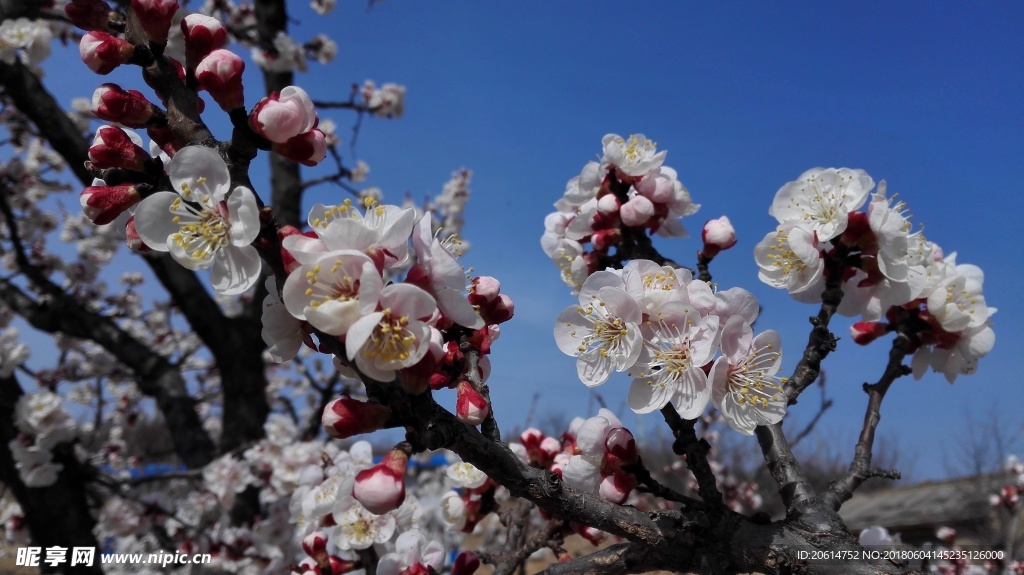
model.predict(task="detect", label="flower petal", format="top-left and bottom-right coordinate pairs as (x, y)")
top-left (169, 146), bottom-right (230, 202)
top-left (210, 244), bottom-right (262, 295)
top-left (228, 186), bottom-right (261, 246)
top-left (133, 192), bottom-right (178, 251)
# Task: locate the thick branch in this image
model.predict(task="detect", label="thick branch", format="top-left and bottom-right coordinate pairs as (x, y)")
top-left (537, 543), bottom-right (669, 575)
top-left (0, 374), bottom-right (103, 575)
top-left (823, 330), bottom-right (911, 509)
top-left (660, 405), bottom-right (723, 509)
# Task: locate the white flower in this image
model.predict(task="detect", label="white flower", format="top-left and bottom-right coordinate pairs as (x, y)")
top-left (0, 326), bottom-right (29, 377)
top-left (332, 503), bottom-right (395, 550)
top-left (601, 134), bottom-right (666, 177)
top-left (627, 302), bottom-right (720, 417)
top-left (134, 146), bottom-right (262, 295)
top-left (710, 320), bottom-right (786, 435)
top-left (202, 455), bottom-right (255, 508)
top-left (8, 440), bottom-right (62, 487)
top-left (546, 238), bottom-right (588, 292)
top-left (284, 199), bottom-right (416, 270)
top-left (911, 317), bottom-right (995, 384)
top-left (14, 390), bottom-right (76, 449)
top-left (770, 167), bottom-right (874, 241)
top-left (410, 215), bottom-right (483, 329)
top-left (926, 261), bottom-right (989, 332)
top-left (376, 530), bottom-right (445, 575)
top-left (754, 224), bottom-right (824, 295)
top-left (440, 490), bottom-right (467, 530)
top-left (554, 271), bottom-right (643, 387)
top-left (260, 276), bottom-right (304, 362)
top-left (282, 250), bottom-right (383, 336)
top-left (866, 182), bottom-right (911, 283)
top-left (446, 461), bottom-right (487, 489)
top-left (345, 284), bottom-right (439, 381)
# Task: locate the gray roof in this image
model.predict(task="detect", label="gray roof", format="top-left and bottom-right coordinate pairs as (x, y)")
top-left (839, 473), bottom-right (1005, 532)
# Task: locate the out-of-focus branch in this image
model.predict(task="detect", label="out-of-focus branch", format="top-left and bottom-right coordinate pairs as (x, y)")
top-left (789, 373), bottom-right (833, 449)
top-left (624, 456), bottom-right (705, 509)
top-left (823, 330), bottom-right (911, 509)
top-left (537, 542), bottom-right (673, 575)
top-left (0, 374), bottom-right (103, 575)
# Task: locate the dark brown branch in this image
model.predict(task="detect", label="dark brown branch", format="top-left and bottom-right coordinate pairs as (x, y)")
top-left (660, 405), bottom-right (723, 509)
top-left (0, 374), bottom-right (104, 575)
top-left (537, 542), bottom-right (670, 575)
top-left (823, 330), bottom-right (911, 509)
top-left (623, 456), bottom-right (705, 510)
top-left (695, 251), bottom-right (713, 283)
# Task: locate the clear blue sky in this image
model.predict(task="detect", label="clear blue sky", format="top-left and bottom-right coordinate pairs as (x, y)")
top-left (38, 1), bottom-right (1024, 480)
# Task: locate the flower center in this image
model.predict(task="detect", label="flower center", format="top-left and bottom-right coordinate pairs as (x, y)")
top-left (572, 299), bottom-right (629, 358)
top-left (621, 135), bottom-right (656, 168)
top-left (169, 185), bottom-right (230, 262)
top-left (727, 343), bottom-right (784, 411)
top-left (764, 230), bottom-right (807, 275)
top-left (304, 260), bottom-right (361, 307)
top-left (363, 309), bottom-right (417, 363)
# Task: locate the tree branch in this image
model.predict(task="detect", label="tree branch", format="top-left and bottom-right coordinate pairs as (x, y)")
top-left (823, 330), bottom-right (911, 509)
top-left (537, 542), bottom-right (672, 575)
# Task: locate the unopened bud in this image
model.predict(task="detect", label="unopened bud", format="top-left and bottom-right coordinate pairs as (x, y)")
top-left (604, 427), bottom-right (638, 466)
top-left (455, 380), bottom-right (489, 426)
top-left (79, 31), bottom-right (134, 74)
top-left (850, 321), bottom-right (888, 345)
top-left (301, 531), bottom-right (328, 561)
top-left (81, 184), bottom-right (141, 225)
top-left (701, 216), bottom-right (737, 257)
top-left (352, 448), bottom-right (407, 514)
top-left (65, 0), bottom-right (116, 31)
top-left (468, 276), bottom-right (500, 305)
top-left (451, 551), bottom-right (481, 575)
top-left (598, 471), bottom-right (636, 504)
top-left (321, 395), bottom-right (390, 439)
top-left (248, 86), bottom-right (318, 144)
top-left (130, 0), bottom-right (178, 45)
top-left (620, 195), bottom-right (655, 227)
top-left (195, 49), bottom-right (245, 111)
top-left (92, 84), bottom-right (159, 128)
top-left (125, 216), bottom-right (151, 252)
top-left (89, 125), bottom-right (151, 171)
top-left (271, 129), bottom-right (327, 167)
top-left (181, 14), bottom-right (227, 69)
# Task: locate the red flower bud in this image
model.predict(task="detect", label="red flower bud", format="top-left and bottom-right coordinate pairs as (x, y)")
top-left (352, 449), bottom-right (407, 514)
top-left (80, 184), bottom-right (141, 225)
top-left (451, 551), bottom-right (480, 575)
top-left (125, 216), bottom-right (151, 253)
top-left (301, 531), bottom-right (328, 561)
top-left (89, 125), bottom-right (151, 171)
top-left (850, 321), bottom-right (888, 345)
top-left (181, 14), bottom-right (227, 70)
top-left (79, 31), bottom-right (135, 75)
top-left (455, 380), bottom-right (489, 426)
top-left (271, 129), bottom-right (327, 167)
top-left (604, 427), bottom-right (638, 466)
top-left (92, 84), bottom-right (158, 128)
top-left (321, 395), bottom-right (391, 440)
top-left (130, 0), bottom-right (178, 44)
top-left (248, 86), bottom-right (318, 143)
top-left (195, 49), bottom-right (245, 111)
top-left (65, 0), bottom-right (116, 31)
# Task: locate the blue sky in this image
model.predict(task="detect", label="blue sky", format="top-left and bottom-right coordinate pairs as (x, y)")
top-left (37, 2), bottom-right (1024, 480)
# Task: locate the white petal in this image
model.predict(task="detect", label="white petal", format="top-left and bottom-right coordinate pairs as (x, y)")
top-left (306, 299), bottom-right (362, 336)
top-left (561, 455), bottom-right (600, 493)
top-left (384, 284), bottom-right (436, 320)
top-left (210, 245), bottom-right (262, 295)
top-left (627, 374), bottom-right (673, 414)
top-left (437, 287), bottom-right (484, 329)
top-left (346, 313), bottom-right (383, 360)
top-left (228, 186), bottom-right (261, 246)
top-left (133, 192), bottom-right (178, 251)
top-left (577, 348), bottom-right (612, 387)
top-left (575, 416), bottom-right (611, 455)
top-left (672, 368), bottom-right (711, 419)
top-left (169, 146), bottom-right (230, 202)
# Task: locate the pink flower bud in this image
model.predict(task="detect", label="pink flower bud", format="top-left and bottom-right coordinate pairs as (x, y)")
top-left (620, 195), bottom-right (655, 227)
top-left (181, 14), bottom-right (227, 69)
top-left (596, 194), bottom-right (620, 214)
top-left (321, 395), bottom-right (391, 439)
top-left (451, 551), bottom-right (480, 575)
top-left (195, 49), bottom-right (245, 111)
top-left (79, 31), bottom-right (135, 75)
top-left (701, 216), bottom-right (737, 257)
top-left (468, 276), bottom-right (501, 305)
top-left (89, 126), bottom-right (151, 171)
top-left (65, 0), bottom-right (116, 32)
top-left (539, 436), bottom-right (561, 459)
top-left (92, 84), bottom-right (158, 128)
top-left (604, 427), bottom-right (638, 466)
top-left (591, 228), bottom-right (621, 251)
top-left (125, 216), bottom-right (151, 252)
top-left (329, 556), bottom-right (356, 574)
top-left (456, 380), bottom-right (489, 426)
top-left (485, 294), bottom-right (514, 325)
top-left (850, 321), bottom-right (888, 346)
top-left (249, 86), bottom-right (318, 144)
top-left (81, 184), bottom-right (141, 225)
top-left (598, 471), bottom-right (636, 504)
top-left (130, 0), bottom-right (178, 44)
top-left (301, 531), bottom-right (328, 561)
top-left (271, 129), bottom-right (327, 167)
top-left (352, 449), bottom-right (407, 514)
top-left (519, 428), bottom-right (543, 449)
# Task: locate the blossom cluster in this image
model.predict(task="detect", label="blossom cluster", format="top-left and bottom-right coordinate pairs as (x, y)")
top-left (756, 169), bottom-right (994, 382)
top-left (8, 390), bottom-right (77, 487)
top-left (541, 134), bottom-right (701, 292)
top-left (554, 260), bottom-right (784, 434)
